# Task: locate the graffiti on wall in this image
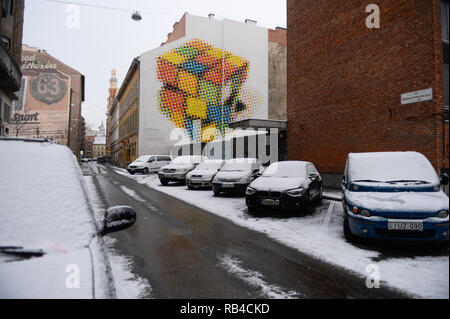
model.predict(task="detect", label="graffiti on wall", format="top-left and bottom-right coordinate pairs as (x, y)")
top-left (157, 38), bottom-right (260, 143)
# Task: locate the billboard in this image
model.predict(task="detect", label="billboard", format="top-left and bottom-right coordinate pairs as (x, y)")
top-left (13, 51), bottom-right (71, 144)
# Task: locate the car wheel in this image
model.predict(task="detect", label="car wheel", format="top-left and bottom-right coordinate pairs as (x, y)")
top-left (302, 191), bottom-right (310, 214)
top-left (343, 215), bottom-right (358, 243)
top-left (130, 171), bottom-right (135, 175)
top-left (143, 168), bottom-right (149, 174)
top-left (160, 179), bottom-right (169, 186)
top-left (247, 205), bottom-right (257, 214)
top-left (187, 185), bottom-right (194, 190)
top-left (317, 187), bottom-right (323, 202)
top-left (213, 190), bottom-right (221, 197)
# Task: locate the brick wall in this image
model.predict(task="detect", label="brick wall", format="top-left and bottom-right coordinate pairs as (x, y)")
top-left (287, 0), bottom-right (448, 177)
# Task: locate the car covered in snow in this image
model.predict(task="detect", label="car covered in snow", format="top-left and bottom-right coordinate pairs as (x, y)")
top-left (212, 158), bottom-right (264, 196)
top-left (185, 159), bottom-right (225, 189)
top-left (158, 155), bottom-right (208, 185)
top-left (246, 161), bottom-right (322, 212)
top-left (0, 137), bottom-right (137, 298)
top-left (127, 154), bottom-right (172, 175)
top-left (342, 151), bottom-right (449, 242)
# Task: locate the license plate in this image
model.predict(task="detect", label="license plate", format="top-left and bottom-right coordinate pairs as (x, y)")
top-left (191, 179), bottom-right (201, 184)
top-left (388, 220), bottom-right (423, 231)
top-left (222, 183), bottom-right (234, 188)
top-left (261, 199), bottom-right (279, 206)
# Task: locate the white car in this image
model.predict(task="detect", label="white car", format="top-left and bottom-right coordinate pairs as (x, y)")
top-left (127, 155), bottom-right (172, 175)
top-left (0, 137), bottom-right (136, 298)
top-left (185, 159), bottom-right (225, 189)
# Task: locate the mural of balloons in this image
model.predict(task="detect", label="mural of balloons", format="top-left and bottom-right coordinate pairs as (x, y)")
top-left (157, 38), bottom-right (259, 143)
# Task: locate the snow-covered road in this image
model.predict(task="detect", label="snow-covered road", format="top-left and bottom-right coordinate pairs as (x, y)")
top-left (110, 166), bottom-right (449, 299)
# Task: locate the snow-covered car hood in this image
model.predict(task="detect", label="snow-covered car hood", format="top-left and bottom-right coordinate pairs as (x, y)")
top-left (0, 247), bottom-right (93, 298)
top-left (250, 177), bottom-right (308, 191)
top-left (128, 161), bottom-right (147, 167)
top-left (187, 169), bottom-right (217, 178)
top-left (344, 190), bottom-right (449, 214)
top-left (215, 170), bottom-right (251, 181)
top-left (161, 164), bottom-right (194, 170)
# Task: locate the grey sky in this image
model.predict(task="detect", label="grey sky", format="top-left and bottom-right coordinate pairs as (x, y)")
top-left (23, 0), bottom-right (286, 130)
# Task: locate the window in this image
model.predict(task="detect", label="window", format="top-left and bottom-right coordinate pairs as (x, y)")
top-left (442, 0), bottom-right (449, 43)
top-left (3, 104), bottom-right (11, 124)
top-left (1, 0), bottom-right (12, 17)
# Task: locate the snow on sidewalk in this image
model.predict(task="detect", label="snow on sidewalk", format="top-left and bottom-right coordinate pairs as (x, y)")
top-left (111, 167), bottom-right (449, 299)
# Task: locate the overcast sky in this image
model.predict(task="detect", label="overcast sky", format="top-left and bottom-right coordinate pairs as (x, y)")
top-left (23, 0), bottom-right (286, 130)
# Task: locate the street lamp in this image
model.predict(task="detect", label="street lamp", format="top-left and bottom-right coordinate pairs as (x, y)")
top-left (131, 11), bottom-right (142, 21)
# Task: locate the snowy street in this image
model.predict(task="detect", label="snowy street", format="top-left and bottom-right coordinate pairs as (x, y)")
top-left (83, 162), bottom-right (449, 299)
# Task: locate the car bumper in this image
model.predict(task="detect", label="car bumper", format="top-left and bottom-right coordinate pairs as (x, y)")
top-left (346, 210), bottom-right (449, 241)
top-left (246, 193), bottom-right (308, 209)
top-left (127, 167), bottom-right (146, 173)
top-left (158, 172), bottom-right (188, 181)
top-left (213, 182), bottom-right (249, 194)
top-left (186, 178), bottom-right (213, 188)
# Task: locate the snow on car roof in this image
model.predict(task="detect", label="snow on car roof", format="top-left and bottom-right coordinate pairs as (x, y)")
top-left (348, 151), bottom-right (439, 183)
top-left (0, 139), bottom-right (96, 251)
top-left (225, 158), bottom-right (259, 163)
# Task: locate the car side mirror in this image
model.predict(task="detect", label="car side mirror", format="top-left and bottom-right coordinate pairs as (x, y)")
top-left (309, 172), bottom-right (319, 179)
top-left (441, 173), bottom-right (449, 186)
top-left (101, 206), bottom-right (136, 236)
top-left (342, 175), bottom-right (347, 187)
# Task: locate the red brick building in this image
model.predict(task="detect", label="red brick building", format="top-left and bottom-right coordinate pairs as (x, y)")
top-left (287, 0), bottom-right (449, 187)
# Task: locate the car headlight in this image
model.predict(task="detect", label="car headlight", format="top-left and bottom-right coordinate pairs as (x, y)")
top-left (246, 187), bottom-right (256, 195)
top-left (240, 175), bottom-right (251, 183)
top-left (176, 168), bottom-right (189, 173)
top-left (213, 175), bottom-right (220, 183)
top-left (437, 211), bottom-right (449, 218)
top-left (202, 175), bottom-right (213, 181)
top-left (286, 188), bottom-right (305, 197)
top-left (360, 209), bottom-right (371, 217)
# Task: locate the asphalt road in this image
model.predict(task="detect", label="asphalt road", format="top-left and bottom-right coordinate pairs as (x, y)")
top-left (84, 162), bottom-right (411, 299)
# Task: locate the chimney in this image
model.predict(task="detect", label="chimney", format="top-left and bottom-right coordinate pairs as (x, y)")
top-left (208, 13), bottom-right (215, 19)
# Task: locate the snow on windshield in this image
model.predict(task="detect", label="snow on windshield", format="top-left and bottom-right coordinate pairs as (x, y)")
top-left (0, 140), bottom-right (96, 251)
top-left (172, 156), bottom-right (204, 164)
top-left (134, 155), bottom-right (151, 162)
top-left (349, 152), bottom-right (439, 183)
top-left (196, 161), bottom-right (223, 170)
top-left (222, 158), bottom-right (257, 171)
top-left (263, 161), bottom-right (308, 178)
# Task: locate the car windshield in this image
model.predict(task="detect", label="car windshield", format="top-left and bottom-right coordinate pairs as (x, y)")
top-left (349, 152), bottom-right (439, 184)
top-left (172, 156), bottom-right (199, 164)
top-left (221, 160), bottom-right (255, 171)
top-left (196, 161), bottom-right (222, 170)
top-left (0, 140), bottom-right (96, 251)
top-left (262, 162), bottom-right (308, 178)
top-left (134, 156), bottom-right (151, 162)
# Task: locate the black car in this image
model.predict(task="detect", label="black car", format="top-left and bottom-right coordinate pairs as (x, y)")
top-left (245, 161), bottom-right (322, 212)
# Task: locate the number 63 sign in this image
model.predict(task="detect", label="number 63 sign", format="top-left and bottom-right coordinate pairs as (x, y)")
top-left (30, 73), bottom-right (67, 105)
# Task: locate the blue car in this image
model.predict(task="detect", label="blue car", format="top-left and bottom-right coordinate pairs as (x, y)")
top-left (342, 152), bottom-right (449, 242)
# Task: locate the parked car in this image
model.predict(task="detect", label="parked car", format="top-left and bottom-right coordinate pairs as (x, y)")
top-left (212, 158), bottom-right (263, 196)
top-left (246, 161), bottom-right (322, 212)
top-left (158, 155), bottom-right (208, 185)
top-left (185, 159), bottom-right (225, 189)
top-left (342, 151), bottom-right (449, 242)
top-left (127, 155), bottom-right (172, 175)
top-left (0, 137), bottom-right (136, 298)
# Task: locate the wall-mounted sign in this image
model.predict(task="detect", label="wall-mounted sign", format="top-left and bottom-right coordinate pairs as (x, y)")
top-left (401, 88), bottom-right (433, 105)
top-left (13, 112), bottom-right (40, 124)
top-left (30, 73), bottom-right (67, 105)
top-left (22, 54), bottom-right (57, 70)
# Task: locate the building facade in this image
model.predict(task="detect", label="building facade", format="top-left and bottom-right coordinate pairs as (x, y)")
top-left (109, 97), bottom-right (120, 165)
top-left (112, 13), bottom-right (286, 166)
top-left (14, 45), bottom-right (85, 158)
top-left (0, 0), bottom-right (24, 136)
top-left (93, 135), bottom-right (106, 158)
top-left (287, 0), bottom-right (449, 187)
top-left (117, 58), bottom-right (139, 166)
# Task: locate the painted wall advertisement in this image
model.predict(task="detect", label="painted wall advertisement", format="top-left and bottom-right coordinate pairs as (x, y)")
top-left (12, 52), bottom-right (70, 144)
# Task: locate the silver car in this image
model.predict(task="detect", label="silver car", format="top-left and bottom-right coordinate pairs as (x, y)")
top-left (158, 155), bottom-right (208, 185)
top-left (185, 159), bottom-right (225, 189)
top-left (212, 158), bottom-right (264, 196)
